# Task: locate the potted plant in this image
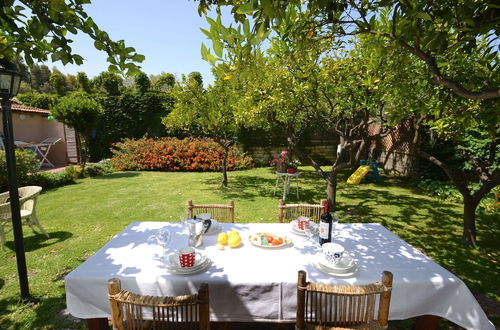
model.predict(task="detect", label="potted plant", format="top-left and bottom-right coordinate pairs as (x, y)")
top-left (287, 159), bottom-right (300, 174)
top-left (270, 150), bottom-right (289, 173)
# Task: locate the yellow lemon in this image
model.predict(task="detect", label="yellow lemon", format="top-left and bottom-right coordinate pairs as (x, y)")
top-left (227, 231), bottom-right (241, 248)
top-left (217, 232), bottom-right (228, 245)
top-left (228, 234), bottom-right (241, 248)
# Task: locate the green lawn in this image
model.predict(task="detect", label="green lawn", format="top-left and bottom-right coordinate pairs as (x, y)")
top-left (0, 167), bottom-right (498, 329)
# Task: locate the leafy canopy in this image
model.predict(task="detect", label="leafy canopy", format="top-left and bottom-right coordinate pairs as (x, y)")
top-left (51, 92), bottom-right (102, 136)
top-left (0, 0), bottom-right (144, 74)
top-left (196, 0), bottom-right (500, 99)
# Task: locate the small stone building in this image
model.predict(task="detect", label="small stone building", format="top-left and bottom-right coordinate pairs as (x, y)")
top-left (0, 103), bottom-right (79, 167)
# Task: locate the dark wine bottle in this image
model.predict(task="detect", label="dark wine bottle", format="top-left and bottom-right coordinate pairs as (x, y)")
top-left (319, 202), bottom-right (333, 245)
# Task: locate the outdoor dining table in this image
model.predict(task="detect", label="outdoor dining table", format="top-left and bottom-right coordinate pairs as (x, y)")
top-left (65, 222), bottom-right (494, 330)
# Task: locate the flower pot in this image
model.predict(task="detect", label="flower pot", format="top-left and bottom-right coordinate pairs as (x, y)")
top-left (287, 168), bottom-right (297, 174)
top-left (276, 163), bottom-right (287, 173)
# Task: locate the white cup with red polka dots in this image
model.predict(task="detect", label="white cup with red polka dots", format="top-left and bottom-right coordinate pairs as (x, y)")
top-left (297, 216), bottom-right (310, 231)
top-left (178, 247), bottom-right (197, 268)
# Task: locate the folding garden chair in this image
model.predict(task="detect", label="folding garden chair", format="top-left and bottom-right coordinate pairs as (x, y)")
top-left (32, 137), bottom-right (61, 169)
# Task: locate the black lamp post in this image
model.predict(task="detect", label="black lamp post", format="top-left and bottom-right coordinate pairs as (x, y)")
top-left (0, 59), bottom-right (30, 299)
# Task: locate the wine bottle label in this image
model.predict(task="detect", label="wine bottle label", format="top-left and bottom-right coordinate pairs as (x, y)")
top-left (319, 222), bottom-right (329, 239)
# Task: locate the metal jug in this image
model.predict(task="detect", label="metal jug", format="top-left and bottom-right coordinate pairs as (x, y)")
top-left (187, 219), bottom-right (203, 247)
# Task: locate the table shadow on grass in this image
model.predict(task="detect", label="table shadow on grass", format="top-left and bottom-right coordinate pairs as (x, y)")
top-left (3, 231), bottom-right (73, 252)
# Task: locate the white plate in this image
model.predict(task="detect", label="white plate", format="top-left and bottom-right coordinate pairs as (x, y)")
top-left (248, 233), bottom-right (292, 248)
top-left (313, 261), bottom-right (358, 277)
top-left (167, 259), bottom-right (211, 275)
top-left (167, 252), bottom-right (207, 270)
top-left (318, 254), bottom-right (356, 272)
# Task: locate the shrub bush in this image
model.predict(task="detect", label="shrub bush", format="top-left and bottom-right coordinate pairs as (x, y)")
top-left (17, 93), bottom-right (60, 110)
top-left (28, 166), bottom-right (78, 189)
top-left (0, 149), bottom-right (39, 191)
top-left (27, 160), bottom-right (115, 190)
top-left (111, 137), bottom-right (254, 172)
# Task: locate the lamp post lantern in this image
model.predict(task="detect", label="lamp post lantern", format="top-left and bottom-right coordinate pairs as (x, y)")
top-left (0, 59), bottom-right (30, 299)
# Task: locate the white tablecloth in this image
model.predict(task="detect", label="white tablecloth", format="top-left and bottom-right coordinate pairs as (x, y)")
top-left (65, 222), bottom-right (494, 330)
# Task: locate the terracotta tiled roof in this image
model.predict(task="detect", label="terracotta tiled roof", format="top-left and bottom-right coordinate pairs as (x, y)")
top-left (4, 104), bottom-right (50, 115)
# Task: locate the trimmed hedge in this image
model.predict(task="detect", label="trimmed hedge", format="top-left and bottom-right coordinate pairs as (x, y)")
top-left (27, 160), bottom-right (115, 190)
top-left (111, 137), bottom-right (254, 172)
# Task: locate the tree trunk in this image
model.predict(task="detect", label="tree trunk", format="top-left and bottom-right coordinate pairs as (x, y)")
top-left (221, 147), bottom-right (228, 187)
top-left (326, 179), bottom-right (337, 210)
top-left (78, 133), bottom-right (88, 169)
top-left (462, 197), bottom-right (479, 247)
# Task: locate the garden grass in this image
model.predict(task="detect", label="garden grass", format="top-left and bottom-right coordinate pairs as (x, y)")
top-left (0, 167), bottom-right (498, 329)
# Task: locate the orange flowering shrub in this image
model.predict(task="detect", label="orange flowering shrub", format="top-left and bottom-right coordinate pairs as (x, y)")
top-left (110, 137), bottom-right (254, 172)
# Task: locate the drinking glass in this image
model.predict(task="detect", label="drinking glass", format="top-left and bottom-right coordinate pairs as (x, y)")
top-left (156, 227), bottom-right (171, 261)
top-left (304, 222), bottom-right (320, 252)
top-left (331, 213), bottom-right (340, 239)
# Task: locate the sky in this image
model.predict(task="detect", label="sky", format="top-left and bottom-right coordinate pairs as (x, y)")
top-left (44, 0), bottom-right (232, 85)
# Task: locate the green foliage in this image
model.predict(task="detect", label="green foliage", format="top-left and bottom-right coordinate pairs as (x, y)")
top-left (165, 78), bottom-right (237, 137)
top-left (196, 0), bottom-right (499, 99)
top-left (93, 71), bottom-right (123, 96)
top-left (134, 72), bottom-right (151, 94)
top-left (416, 179), bottom-right (500, 215)
top-left (0, 0), bottom-right (144, 74)
top-left (28, 166), bottom-right (78, 190)
top-left (16, 93), bottom-right (60, 110)
top-left (0, 149), bottom-right (39, 191)
top-left (29, 64), bottom-right (52, 92)
top-left (76, 71), bottom-right (92, 93)
top-left (49, 68), bottom-right (67, 96)
top-left (151, 72), bottom-right (176, 91)
top-left (27, 161), bottom-right (115, 190)
top-left (82, 160), bottom-right (115, 177)
top-left (51, 92), bottom-right (102, 136)
top-left (187, 71), bottom-right (203, 86)
top-left (110, 137), bottom-right (254, 172)
top-left (88, 90), bottom-right (173, 160)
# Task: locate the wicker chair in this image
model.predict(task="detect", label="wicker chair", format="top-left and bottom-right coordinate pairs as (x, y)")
top-left (108, 278), bottom-right (210, 330)
top-left (296, 270), bottom-right (393, 330)
top-left (187, 200), bottom-right (235, 223)
top-left (278, 199), bottom-right (326, 223)
top-left (0, 186), bottom-right (48, 246)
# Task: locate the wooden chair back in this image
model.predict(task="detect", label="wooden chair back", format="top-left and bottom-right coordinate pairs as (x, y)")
top-left (187, 200), bottom-right (235, 223)
top-left (278, 199), bottom-right (326, 223)
top-left (108, 278), bottom-right (210, 330)
top-left (296, 270), bottom-right (393, 330)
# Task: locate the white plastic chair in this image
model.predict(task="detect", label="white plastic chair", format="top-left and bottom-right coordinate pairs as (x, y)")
top-left (0, 186), bottom-right (49, 246)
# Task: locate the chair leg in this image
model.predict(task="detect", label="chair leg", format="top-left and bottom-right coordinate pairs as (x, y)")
top-left (296, 178), bottom-right (300, 199)
top-left (274, 176), bottom-right (279, 196)
top-left (29, 211), bottom-right (49, 238)
top-left (0, 224), bottom-right (6, 247)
